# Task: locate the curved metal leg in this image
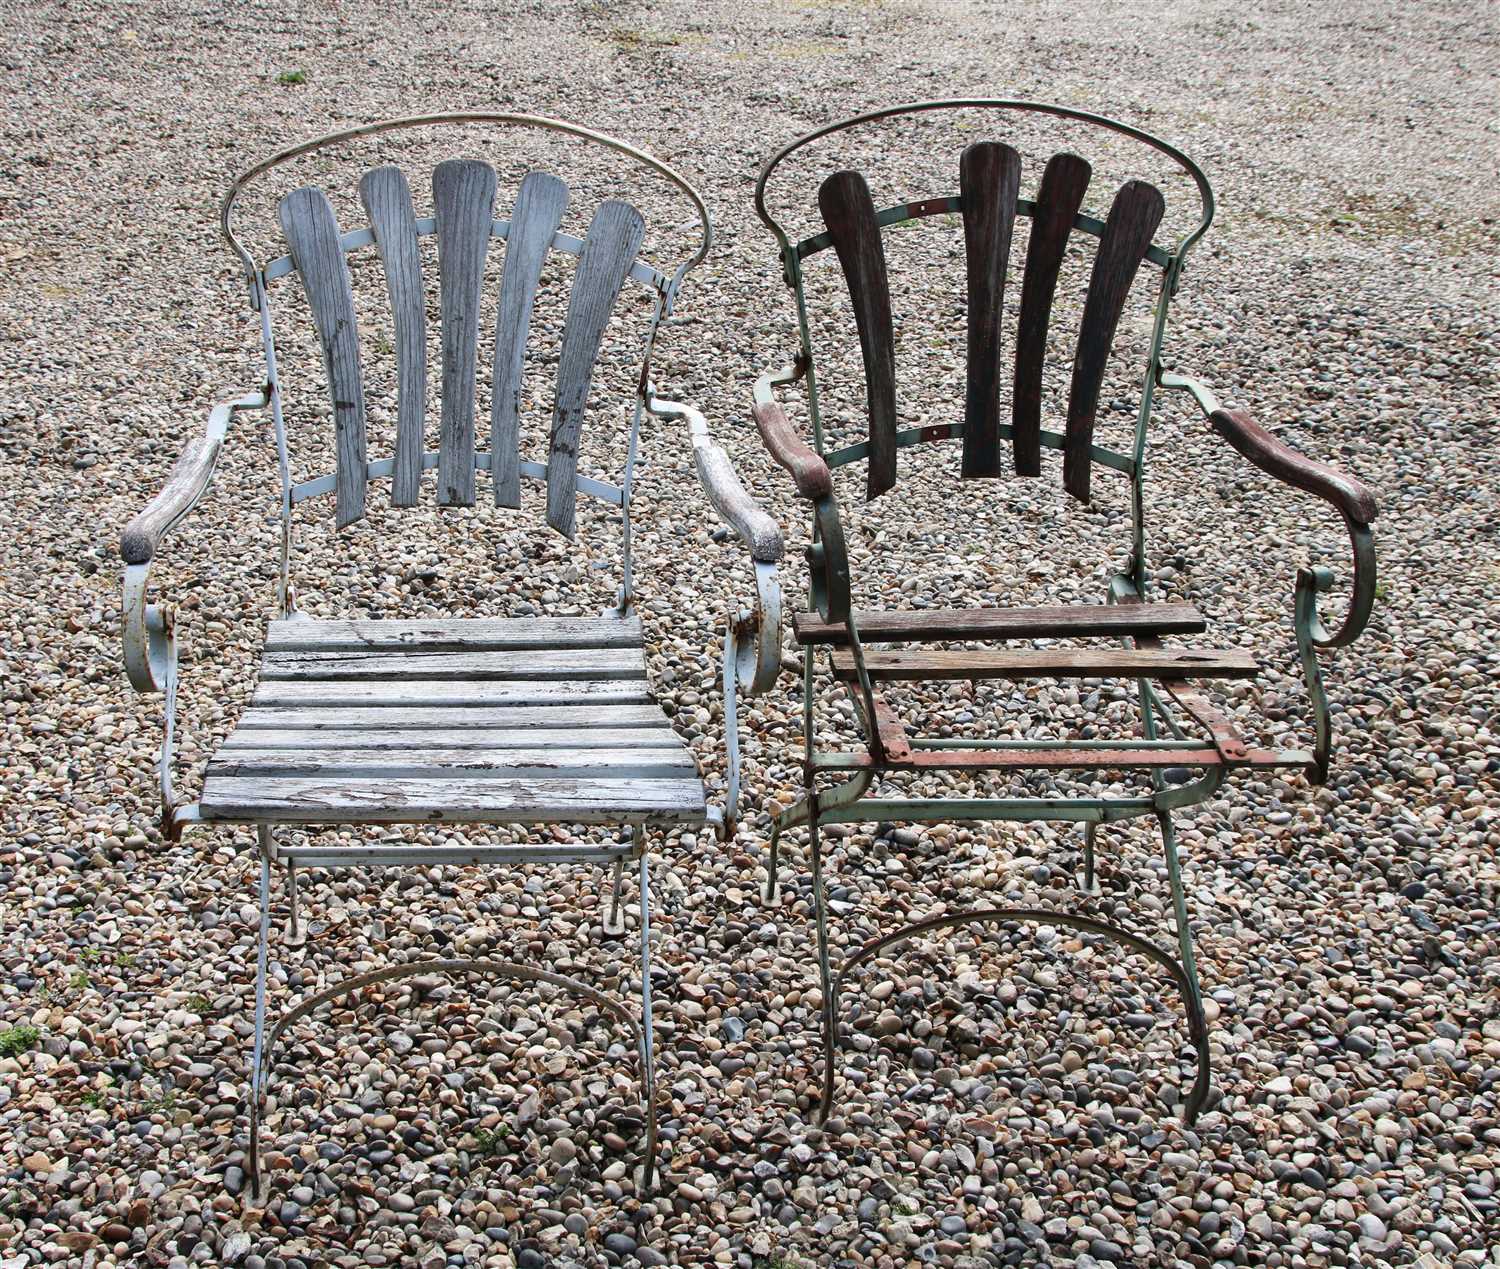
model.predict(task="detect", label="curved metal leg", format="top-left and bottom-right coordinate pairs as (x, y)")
top-left (636, 847), bottom-right (659, 1192)
top-left (1078, 821), bottom-right (1101, 895)
top-left (246, 830), bottom-right (272, 1206)
top-left (764, 770), bottom-right (873, 906)
top-left (283, 859), bottom-right (305, 947)
top-left (722, 626), bottom-right (741, 842)
top-left (245, 948), bottom-right (661, 1197)
top-left (601, 855), bottom-right (626, 937)
top-left (830, 905), bottom-right (1211, 1125)
top-left (1157, 807), bottom-right (1210, 1123)
top-left (807, 795), bottom-right (841, 1125)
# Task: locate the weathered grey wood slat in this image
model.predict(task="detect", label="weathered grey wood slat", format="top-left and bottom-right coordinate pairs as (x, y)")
top-left (221, 726), bottom-right (676, 750)
top-left (199, 775), bottom-right (706, 824)
top-left (1013, 152), bottom-right (1092, 476)
top-left (359, 166), bottom-right (427, 506)
top-left (829, 645), bottom-right (1259, 682)
top-left (794, 600), bottom-right (1206, 645)
top-left (234, 703), bottom-right (671, 730)
top-left (259, 647), bottom-right (645, 681)
top-left (120, 436), bottom-right (221, 564)
top-left (252, 679), bottom-right (655, 708)
top-left (432, 159), bottom-right (497, 506)
top-left (818, 169), bottom-right (898, 499)
top-left (1063, 178), bottom-right (1165, 502)
top-left (959, 142), bottom-right (1022, 478)
top-left (546, 200), bottom-right (646, 537)
top-left (207, 746), bottom-right (698, 779)
top-left (492, 170), bottom-right (569, 507)
top-left (278, 186), bottom-right (367, 528)
top-left (265, 614), bottom-right (642, 652)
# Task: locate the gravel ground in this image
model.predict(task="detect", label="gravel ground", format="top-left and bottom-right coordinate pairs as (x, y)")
top-left (3, 0), bottom-right (1499, 1266)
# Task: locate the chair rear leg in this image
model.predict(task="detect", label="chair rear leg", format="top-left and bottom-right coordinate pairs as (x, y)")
top-left (763, 819), bottom-right (782, 904)
top-left (284, 859), bottom-right (305, 947)
top-left (807, 801), bottom-right (841, 1125)
top-left (635, 846), bottom-right (660, 1193)
top-left (1158, 807), bottom-right (1211, 1122)
top-left (601, 855), bottom-right (627, 937)
top-left (1078, 820), bottom-right (1101, 895)
top-left (246, 829), bottom-right (273, 1206)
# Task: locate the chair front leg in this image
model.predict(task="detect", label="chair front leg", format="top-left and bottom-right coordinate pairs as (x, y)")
top-left (246, 828), bottom-right (273, 1206)
top-left (635, 843), bottom-right (659, 1193)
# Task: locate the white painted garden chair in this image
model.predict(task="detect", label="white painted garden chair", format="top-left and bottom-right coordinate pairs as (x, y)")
top-left (118, 114), bottom-right (782, 1200)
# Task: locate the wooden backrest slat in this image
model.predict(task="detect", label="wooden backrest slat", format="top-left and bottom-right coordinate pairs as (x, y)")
top-left (1012, 152), bottom-right (1091, 476)
top-left (1063, 179), bottom-right (1164, 502)
top-left (818, 170), bottom-right (898, 499)
top-left (959, 142), bottom-right (1022, 478)
top-left (358, 166), bottom-right (427, 507)
top-left (491, 171), bottom-right (569, 508)
top-left (278, 186), bottom-right (367, 528)
top-left (432, 159), bottom-right (497, 507)
top-left (545, 199), bottom-right (645, 538)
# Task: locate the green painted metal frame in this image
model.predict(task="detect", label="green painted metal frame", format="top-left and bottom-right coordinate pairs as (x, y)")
top-left (747, 100), bottom-right (1367, 1133)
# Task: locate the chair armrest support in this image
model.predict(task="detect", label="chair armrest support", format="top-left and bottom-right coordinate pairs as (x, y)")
top-left (751, 358), bottom-right (833, 500)
top-left (1159, 371), bottom-right (1377, 648)
top-left (120, 387), bottom-right (267, 839)
top-left (645, 387), bottom-right (784, 564)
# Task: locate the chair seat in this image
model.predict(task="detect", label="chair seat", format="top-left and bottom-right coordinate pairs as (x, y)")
top-left (199, 615), bottom-right (707, 827)
top-left (794, 601), bottom-right (1206, 646)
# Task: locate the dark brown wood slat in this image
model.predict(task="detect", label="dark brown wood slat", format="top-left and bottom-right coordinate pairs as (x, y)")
top-left (959, 141), bottom-right (1021, 478)
top-left (818, 170), bottom-right (897, 499)
top-left (1063, 178), bottom-right (1165, 503)
top-left (359, 166), bottom-right (427, 506)
top-left (794, 601), bottom-right (1205, 645)
top-left (830, 745), bottom-right (1223, 771)
top-left (1012, 152), bottom-right (1091, 476)
top-left (278, 186), bottom-right (367, 528)
top-left (829, 646), bottom-right (1258, 682)
top-left (492, 170), bottom-right (569, 507)
top-left (433, 159), bottom-right (497, 507)
top-left (547, 200), bottom-right (646, 538)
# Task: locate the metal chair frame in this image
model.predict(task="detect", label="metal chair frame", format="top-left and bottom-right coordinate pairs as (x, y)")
top-left (734, 100), bottom-right (1379, 1126)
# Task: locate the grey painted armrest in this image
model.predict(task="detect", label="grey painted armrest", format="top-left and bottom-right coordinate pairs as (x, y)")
top-left (645, 388), bottom-right (785, 563)
top-left (119, 388), bottom-right (269, 563)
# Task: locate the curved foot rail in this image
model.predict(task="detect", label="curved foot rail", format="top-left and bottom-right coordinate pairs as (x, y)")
top-left (819, 905), bottom-right (1211, 1128)
top-left (246, 955), bottom-right (658, 1202)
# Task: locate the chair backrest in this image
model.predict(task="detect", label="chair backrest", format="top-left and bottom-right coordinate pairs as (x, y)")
top-left (221, 114), bottom-right (710, 550)
top-left (755, 100), bottom-right (1213, 508)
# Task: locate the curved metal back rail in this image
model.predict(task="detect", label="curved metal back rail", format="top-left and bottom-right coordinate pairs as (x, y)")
top-left (754, 98), bottom-right (1213, 270)
top-left (223, 112), bottom-right (712, 301)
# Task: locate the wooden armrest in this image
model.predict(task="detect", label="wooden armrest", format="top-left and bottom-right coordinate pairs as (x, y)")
top-left (120, 436), bottom-right (224, 564)
top-left (1209, 407), bottom-right (1377, 527)
top-left (694, 441), bottom-right (785, 563)
top-left (752, 400), bottom-right (833, 500)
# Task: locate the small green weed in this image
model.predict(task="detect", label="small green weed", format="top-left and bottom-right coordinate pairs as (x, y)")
top-left (276, 69), bottom-right (307, 85)
top-left (185, 994), bottom-right (210, 1015)
top-left (0, 1025), bottom-right (40, 1058)
top-left (471, 1125), bottom-right (511, 1157)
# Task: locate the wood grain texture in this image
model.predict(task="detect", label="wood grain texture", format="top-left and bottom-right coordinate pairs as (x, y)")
top-left (252, 679), bottom-right (654, 708)
top-left (206, 746), bottom-right (697, 780)
top-left (1064, 178), bottom-right (1165, 502)
top-left (432, 159), bottom-right (497, 506)
top-left (752, 399), bottom-right (833, 499)
top-left (278, 186), bottom-right (367, 528)
top-left (959, 141), bottom-right (1022, 478)
top-left (199, 775), bottom-right (706, 824)
top-left (694, 441), bottom-right (785, 562)
top-left (829, 645), bottom-right (1258, 681)
top-left (222, 726), bottom-right (675, 750)
top-left (794, 600), bottom-right (1205, 645)
top-left (492, 170), bottom-right (569, 507)
top-left (265, 614), bottom-right (642, 652)
top-left (547, 199), bottom-right (645, 537)
top-left (1209, 407), bottom-right (1378, 525)
top-left (359, 166), bottom-right (427, 506)
top-left (259, 646), bottom-right (645, 681)
top-left (1013, 152), bottom-right (1091, 476)
top-left (120, 437), bottom-right (221, 564)
top-left (235, 703), bottom-right (670, 730)
top-left (818, 170), bottom-right (898, 499)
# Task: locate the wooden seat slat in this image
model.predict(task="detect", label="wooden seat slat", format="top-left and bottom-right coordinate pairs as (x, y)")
top-left (206, 746), bottom-right (698, 780)
top-left (265, 614), bottom-right (642, 652)
top-left (259, 647), bottom-right (645, 682)
top-left (830, 645), bottom-right (1258, 682)
top-left (794, 601), bottom-right (1205, 645)
top-left (220, 726), bottom-right (676, 751)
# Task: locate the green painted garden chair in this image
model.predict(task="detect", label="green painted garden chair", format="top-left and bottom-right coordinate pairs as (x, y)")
top-left (118, 113), bottom-right (782, 1200)
top-left (726, 100), bottom-right (1378, 1125)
